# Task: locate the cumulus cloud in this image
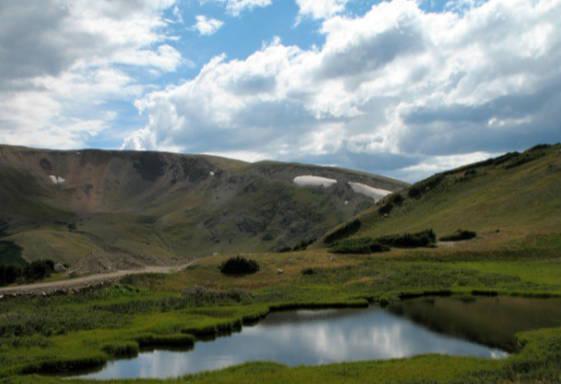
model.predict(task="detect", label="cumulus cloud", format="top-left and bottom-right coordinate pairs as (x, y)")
top-left (125, 0), bottom-right (561, 181)
top-left (295, 0), bottom-right (349, 20)
top-left (0, 0), bottom-right (181, 149)
top-left (201, 0), bottom-right (273, 16)
top-left (193, 15), bottom-right (224, 35)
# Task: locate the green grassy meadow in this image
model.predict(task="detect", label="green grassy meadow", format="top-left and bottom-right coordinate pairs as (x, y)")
top-left (2, 241), bottom-right (561, 383)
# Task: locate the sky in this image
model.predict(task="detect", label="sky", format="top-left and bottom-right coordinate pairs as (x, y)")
top-left (0, 0), bottom-right (560, 182)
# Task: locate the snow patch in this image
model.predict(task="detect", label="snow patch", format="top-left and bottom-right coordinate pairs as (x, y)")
top-left (348, 182), bottom-right (391, 202)
top-left (49, 175), bottom-right (65, 185)
top-left (294, 175), bottom-right (337, 188)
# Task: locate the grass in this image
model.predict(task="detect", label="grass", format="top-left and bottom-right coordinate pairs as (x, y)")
top-left (329, 238), bottom-right (389, 254)
top-left (1, 242), bottom-right (561, 382)
top-left (344, 145), bottom-right (561, 249)
top-left (1, 145), bottom-right (561, 383)
top-left (0, 144), bottom-right (406, 271)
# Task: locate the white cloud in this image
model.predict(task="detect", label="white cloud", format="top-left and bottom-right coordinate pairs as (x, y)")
top-left (201, 0), bottom-right (272, 16)
top-left (0, 0), bottom-right (181, 149)
top-left (126, 0), bottom-right (561, 181)
top-left (395, 151), bottom-right (498, 180)
top-left (193, 15), bottom-right (224, 36)
top-left (295, 0), bottom-right (349, 20)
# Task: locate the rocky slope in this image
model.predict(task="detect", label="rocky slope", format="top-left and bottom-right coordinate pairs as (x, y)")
top-left (0, 145), bottom-right (406, 273)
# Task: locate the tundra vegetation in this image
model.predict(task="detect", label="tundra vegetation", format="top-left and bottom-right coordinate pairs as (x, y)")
top-left (0, 259), bottom-right (56, 286)
top-left (440, 230), bottom-right (478, 242)
top-left (1, 144), bottom-right (561, 383)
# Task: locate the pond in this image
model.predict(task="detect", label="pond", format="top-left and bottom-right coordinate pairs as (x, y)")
top-left (79, 296), bottom-right (561, 380)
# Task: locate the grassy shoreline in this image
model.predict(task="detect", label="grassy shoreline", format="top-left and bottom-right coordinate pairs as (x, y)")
top-left (1, 245), bottom-right (561, 383)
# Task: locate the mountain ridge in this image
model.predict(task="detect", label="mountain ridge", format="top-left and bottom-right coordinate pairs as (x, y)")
top-left (0, 144), bottom-right (407, 273)
top-left (322, 143), bottom-right (561, 251)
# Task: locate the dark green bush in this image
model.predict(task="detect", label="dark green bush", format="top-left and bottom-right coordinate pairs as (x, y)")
top-left (388, 193), bottom-right (404, 206)
top-left (377, 229), bottom-right (436, 248)
top-left (220, 256), bottom-right (260, 275)
top-left (0, 265), bottom-right (21, 286)
top-left (408, 175), bottom-right (445, 199)
top-left (330, 238), bottom-right (390, 254)
top-left (324, 219), bottom-right (361, 244)
top-left (378, 194), bottom-right (404, 216)
top-left (23, 260), bottom-right (55, 281)
top-left (440, 230), bottom-right (477, 242)
top-left (292, 238), bottom-right (316, 251)
top-left (378, 202), bottom-right (393, 215)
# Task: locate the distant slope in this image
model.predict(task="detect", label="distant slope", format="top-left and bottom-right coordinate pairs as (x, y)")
top-left (0, 145), bottom-right (406, 273)
top-left (323, 144), bottom-right (561, 249)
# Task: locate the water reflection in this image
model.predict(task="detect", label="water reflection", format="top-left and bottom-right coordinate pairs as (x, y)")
top-left (388, 296), bottom-right (561, 350)
top-left (81, 306), bottom-right (506, 380)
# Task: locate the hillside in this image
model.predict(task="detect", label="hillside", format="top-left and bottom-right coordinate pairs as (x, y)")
top-left (323, 144), bottom-right (561, 251)
top-left (0, 145), bottom-right (406, 273)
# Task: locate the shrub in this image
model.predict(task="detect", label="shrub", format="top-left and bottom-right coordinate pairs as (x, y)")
top-left (389, 193), bottom-right (404, 206)
top-left (220, 256), bottom-right (260, 275)
top-left (0, 259), bottom-right (56, 286)
top-left (378, 194), bottom-right (404, 216)
top-left (324, 219), bottom-right (361, 244)
top-left (440, 230), bottom-right (477, 242)
top-left (377, 229), bottom-right (436, 248)
top-left (0, 265), bottom-right (22, 286)
top-left (292, 238), bottom-right (316, 251)
top-left (378, 202), bottom-right (393, 215)
top-left (330, 238), bottom-right (390, 254)
top-left (408, 175), bottom-right (445, 199)
top-left (23, 260), bottom-right (55, 281)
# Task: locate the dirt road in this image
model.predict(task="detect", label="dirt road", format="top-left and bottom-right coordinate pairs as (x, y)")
top-left (0, 263), bottom-right (193, 297)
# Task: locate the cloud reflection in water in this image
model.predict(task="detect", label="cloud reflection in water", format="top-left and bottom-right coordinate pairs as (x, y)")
top-left (81, 307), bottom-right (507, 380)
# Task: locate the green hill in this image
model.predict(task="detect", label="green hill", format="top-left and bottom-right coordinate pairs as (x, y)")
top-left (323, 144), bottom-right (561, 252)
top-left (0, 145), bottom-right (406, 273)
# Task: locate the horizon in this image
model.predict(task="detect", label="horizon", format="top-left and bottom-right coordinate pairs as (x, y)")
top-left (1, 0), bottom-right (560, 182)
top-left (1, 141), bottom-right (557, 184)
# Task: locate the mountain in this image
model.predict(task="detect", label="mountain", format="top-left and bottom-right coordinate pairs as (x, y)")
top-left (323, 144), bottom-right (561, 250)
top-left (0, 145), bottom-right (407, 273)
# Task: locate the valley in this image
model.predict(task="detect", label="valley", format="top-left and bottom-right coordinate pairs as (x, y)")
top-left (1, 144), bottom-right (561, 384)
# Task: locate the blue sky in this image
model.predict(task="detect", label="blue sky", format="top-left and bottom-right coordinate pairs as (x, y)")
top-left (1, 0), bottom-right (560, 181)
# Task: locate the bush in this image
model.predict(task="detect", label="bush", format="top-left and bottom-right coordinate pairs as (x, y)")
top-left (0, 265), bottom-right (22, 286)
top-left (440, 230), bottom-right (477, 242)
top-left (377, 229), bottom-right (436, 248)
top-left (378, 202), bottom-right (394, 215)
top-left (324, 219), bottom-right (361, 244)
top-left (408, 175), bottom-right (445, 199)
top-left (330, 238), bottom-right (390, 254)
top-left (220, 256), bottom-right (260, 275)
top-left (378, 194), bottom-right (404, 216)
top-left (0, 259), bottom-right (56, 286)
top-left (23, 260), bottom-right (55, 281)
